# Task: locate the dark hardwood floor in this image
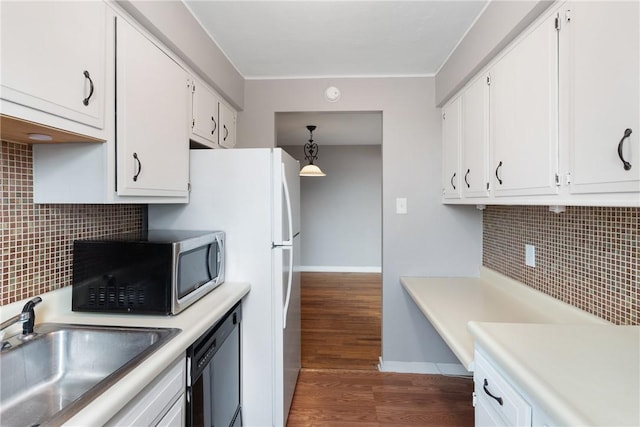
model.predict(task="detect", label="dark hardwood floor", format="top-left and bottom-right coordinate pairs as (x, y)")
top-left (301, 272), bottom-right (382, 370)
top-left (291, 272), bottom-right (474, 427)
top-left (287, 368), bottom-right (474, 427)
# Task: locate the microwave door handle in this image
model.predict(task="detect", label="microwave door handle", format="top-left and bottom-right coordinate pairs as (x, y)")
top-left (206, 244), bottom-right (213, 280)
top-left (282, 246), bottom-right (293, 329)
top-left (215, 236), bottom-right (223, 279)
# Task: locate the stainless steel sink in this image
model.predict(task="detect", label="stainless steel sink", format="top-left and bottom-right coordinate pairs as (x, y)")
top-left (0, 323), bottom-right (180, 427)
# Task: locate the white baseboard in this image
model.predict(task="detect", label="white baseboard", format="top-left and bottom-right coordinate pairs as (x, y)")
top-left (299, 266), bottom-right (382, 273)
top-left (378, 357), bottom-right (470, 376)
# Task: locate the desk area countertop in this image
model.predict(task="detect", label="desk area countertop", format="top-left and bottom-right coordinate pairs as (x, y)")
top-left (400, 267), bottom-right (607, 371)
top-left (0, 281), bottom-right (250, 426)
top-left (401, 267), bottom-right (640, 427)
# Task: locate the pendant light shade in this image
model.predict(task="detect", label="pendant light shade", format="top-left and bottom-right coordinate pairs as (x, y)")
top-left (300, 125), bottom-right (326, 177)
top-left (299, 164), bottom-right (326, 176)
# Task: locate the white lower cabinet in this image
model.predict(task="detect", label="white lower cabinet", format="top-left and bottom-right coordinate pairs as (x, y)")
top-left (474, 350), bottom-right (531, 427)
top-left (157, 397), bottom-right (184, 427)
top-left (474, 348), bottom-right (559, 427)
top-left (106, 356), bottom-right (186, 427)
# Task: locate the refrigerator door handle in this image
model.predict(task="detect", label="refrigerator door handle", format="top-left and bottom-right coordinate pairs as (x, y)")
top-left (282, 246), bottom-right (294, 329)
top-left (281, 163), bottom-right (294, 246)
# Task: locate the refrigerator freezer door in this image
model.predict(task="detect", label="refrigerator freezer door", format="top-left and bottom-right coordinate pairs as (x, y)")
top-left (273, 149), bottom-right (300, 245)
top-left (281, 163), bottom-right (294, 247)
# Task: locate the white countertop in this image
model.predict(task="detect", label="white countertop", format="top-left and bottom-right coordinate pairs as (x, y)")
top-left (401, 267), bottom-right (607, 370)
top-left (0, 281), bottom-right (250, 426)
top-left (401, 267), bottom-right (639, 426)
top-left (468, 322), bottom-right (640, 427)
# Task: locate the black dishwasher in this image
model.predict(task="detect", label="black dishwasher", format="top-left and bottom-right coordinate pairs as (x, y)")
top-left (187, 302), bottom-right (242, 427)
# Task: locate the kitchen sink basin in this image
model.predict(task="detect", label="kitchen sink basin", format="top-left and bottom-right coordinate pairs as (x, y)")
top-left (0, 323), bottom-right (180, 427)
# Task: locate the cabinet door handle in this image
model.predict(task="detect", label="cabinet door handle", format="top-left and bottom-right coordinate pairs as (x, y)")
top-left (464, 169), bottom-right (470, 188)
top-left (82, 70), bottom-right (94, 106)
top-left (617, 128), bottom-right (633, 171)
top-left (133, 152), bottom-right (142, 182)
top-left (483, 379), bottom-right (503, 406)
top-left (211, 116), bottom-right (217, 135)
top-left (223, 124), bottom-right (229, 141)
top-left (450, 172), bottom-right (456, 190)
top-left (495, 161), bottom-right (503, 185)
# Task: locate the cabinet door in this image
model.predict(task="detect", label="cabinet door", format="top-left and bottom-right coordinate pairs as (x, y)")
top-left (191, 79), bottom-right (219, 148)
top-left (106, 357), bottom-right (185, 427)
top-left (475, 394), bottom-right (510, 427)
top-left (0, 1), bottom-right (106, 129)
top-left (563, 1), bottom-right (640, 194)
top-left (156, 397), bottom-right (184, 427)
top-left (461, 74), bottom-right (490, 198)
top-left (442, 96), bottom-right (462, 199)
top-left (219, 103), bottom-right (237, 148)
top-left (490, 11), bottom-right (559, 197)
top-left (116, 17), bottom-right (189, 197)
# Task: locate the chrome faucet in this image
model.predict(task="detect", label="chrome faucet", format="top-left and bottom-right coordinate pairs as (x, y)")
top-left (0, 297), bottom-right (42, 335)
top-left (21, 297), bottom-right (43, 335)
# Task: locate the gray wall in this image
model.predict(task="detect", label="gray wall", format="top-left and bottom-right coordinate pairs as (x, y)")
top-left (238, 77), bottom-right (483, 366)
top-left (117, 0), bottom-right (244, 110)
top-left (435, 0), bottom-right (554, 106)
top-left (281, 145), bottom-right (382, 270)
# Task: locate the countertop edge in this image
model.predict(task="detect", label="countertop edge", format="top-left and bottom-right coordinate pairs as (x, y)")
top-left (400, 276), bottom-right (475, 370)
top-left (468, 322), bottom-right (640, 427)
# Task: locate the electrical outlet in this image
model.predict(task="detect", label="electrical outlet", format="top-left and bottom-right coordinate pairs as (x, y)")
top-left (525, 244), bottom-right (536, 267)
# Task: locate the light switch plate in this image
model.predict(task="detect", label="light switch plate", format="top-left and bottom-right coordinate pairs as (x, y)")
top-left (396, 198), bottom-right (407, 214)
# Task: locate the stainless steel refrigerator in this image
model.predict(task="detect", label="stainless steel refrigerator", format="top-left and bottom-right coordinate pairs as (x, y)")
top-left (149, 148), bottom-right (301, 427)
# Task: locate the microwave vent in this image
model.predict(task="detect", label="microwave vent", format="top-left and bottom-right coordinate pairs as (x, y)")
top-left (87, 285), bottom-right (146, 308)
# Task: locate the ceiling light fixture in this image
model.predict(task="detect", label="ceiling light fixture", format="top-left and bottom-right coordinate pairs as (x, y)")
top-left (299, 125), bottom-right (326, 177)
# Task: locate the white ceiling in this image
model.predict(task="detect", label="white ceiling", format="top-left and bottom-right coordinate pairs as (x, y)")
top-left (184, 0), bottom-right (488, 79)
top-left (276, 111), bottom-right (383, 146)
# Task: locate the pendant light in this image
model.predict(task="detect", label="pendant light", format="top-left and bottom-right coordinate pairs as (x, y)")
top-left (299, 125), bottom-right (326, 177)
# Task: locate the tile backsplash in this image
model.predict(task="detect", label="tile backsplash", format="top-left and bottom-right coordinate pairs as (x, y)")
top-left (483, 205), bottom-right (639, 325)
top-left (1, 141), bottom-right (144, 306)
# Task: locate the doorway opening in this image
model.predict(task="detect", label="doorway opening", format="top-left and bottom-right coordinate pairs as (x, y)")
top-left (276, 111), bottom-right (382, 370)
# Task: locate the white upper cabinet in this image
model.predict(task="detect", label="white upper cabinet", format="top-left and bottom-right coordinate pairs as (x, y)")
top-left (441, 1), bottom-right (639, 207)
top-left (461, 74), bottom-right (490, 198)
top-left (561, 1), bottom-right (640, 194)
top-left (115, 16), bottom-right (189, 197)
top-left (219, 102), bottom-right (237, 148)
top-left (489, 10), bottom-right (559, 197)
top-left (442, 95), bottom-right (462, 199)
top-left (189, 78), bottom-right (237, 149)
top-left (0, 1), bottom-right (106, 130)
top-left (190, 78), bottom-right (220, 148)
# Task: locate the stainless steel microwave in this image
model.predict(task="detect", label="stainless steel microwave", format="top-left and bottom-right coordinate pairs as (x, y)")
top-left (72, 230), bottom-right (225, 315)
